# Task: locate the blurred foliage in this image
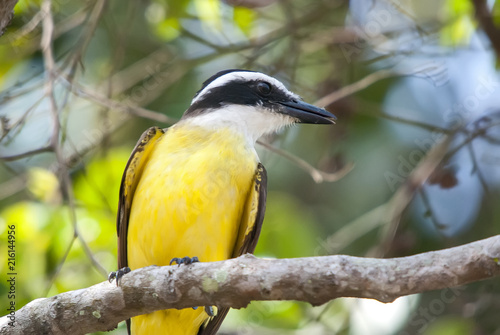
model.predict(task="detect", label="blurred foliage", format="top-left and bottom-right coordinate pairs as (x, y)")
top-left (1, 0), bottom-right (500, 334)
top-left (495, 1), bottom-right (500, 26)
top-left (424, 317), bottom-right (473, 335)
top-left (441, 0), bottom-right (475, 46)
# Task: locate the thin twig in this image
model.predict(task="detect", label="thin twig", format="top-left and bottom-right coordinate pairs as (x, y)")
top-left (65, 79), bottom-right (176, 124)
top-left (0, 95), bottom-right (46, 142)
top-left (43, 236), bottom-right (76, 296)
top-left (3, 8), bottom-right (44, 41)
top-left (257, 140), bottom-right (353, 183)
top-left (314, 69), bottom-right (396, 107)
top-left (0, 146), bottom-right (53, 162)
top-left (378, 133), bottom-right (454, 256)
top-left (41, 0), bottom-right (108, 280)
top-left (61, 0), bottom-right (107, 72)
top-left (315, 204), bottom-right (388, 255)
top-left (372, 109), bottom-right (450, 133)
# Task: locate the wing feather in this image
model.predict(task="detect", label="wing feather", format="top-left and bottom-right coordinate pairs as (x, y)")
top-left (199, 163), bottom-right (268, 335)
top-left (117, 126), bottom-right (165, 269)
top-left (233, 163), bottom-right (268, 256)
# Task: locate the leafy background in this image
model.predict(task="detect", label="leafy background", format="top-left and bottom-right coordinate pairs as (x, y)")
top-left (1, 0), bottom-right (500, 334)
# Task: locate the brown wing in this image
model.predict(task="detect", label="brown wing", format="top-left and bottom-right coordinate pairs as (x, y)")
top-left (117, 126), bottom-right (165, 269)
top-left (232, 163), bottom-right (268, 256)
top-left (199, 163), bottom-right (268, 335)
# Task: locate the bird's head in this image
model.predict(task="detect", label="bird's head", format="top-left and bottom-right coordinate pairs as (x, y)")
top-left (181, 69), bottom-right (336, 142)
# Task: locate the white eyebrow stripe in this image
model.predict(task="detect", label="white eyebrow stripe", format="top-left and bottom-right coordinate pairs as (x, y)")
top-left (191, 71), bottom-right (300, 104)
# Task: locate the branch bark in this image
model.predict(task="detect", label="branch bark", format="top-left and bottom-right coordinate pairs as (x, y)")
top-left (1, 235), bottom-right (499, 335)
top-left (0, 0), bottom-right (17, 37)
top-left (472, 0), bottom-right (500, 58)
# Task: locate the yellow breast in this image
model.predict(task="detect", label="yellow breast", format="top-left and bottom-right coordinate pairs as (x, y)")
top-left (127, 124), bottom-right (258, 334)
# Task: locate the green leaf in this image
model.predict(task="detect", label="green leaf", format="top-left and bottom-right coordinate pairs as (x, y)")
top-left (234, 7), bottom-right (255, 36)
top-left (27, 168), bottom-right (60, 204)
top-left (194, 0), bottom-right (222, 30)
top-left (424, 316), bottom-right (474, 335)
top-left (155, 17), bottom-right (181, 41)
top-left (493, 0), bottom-right (500, 26)
top-left (440, 0), bottom-right (475, 46)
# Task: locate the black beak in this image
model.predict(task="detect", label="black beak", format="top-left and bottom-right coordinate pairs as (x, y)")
top-left (278, 100), bottom-right (336, 124)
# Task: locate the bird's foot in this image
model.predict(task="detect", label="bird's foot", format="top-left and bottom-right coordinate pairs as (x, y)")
top-left (169, 256), bottom-right (199, 267)
top-left (170, 256), bottom-right (204, 313)
top-left (191, 305), bottom-right (215, 316)
top-left (108, 267), bottom-right (131, 286)
top-left (205, 306), bottom-right (215, 317)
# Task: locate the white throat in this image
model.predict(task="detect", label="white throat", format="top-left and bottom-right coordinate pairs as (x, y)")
top-left (182, 105), bottom-right (296, 144)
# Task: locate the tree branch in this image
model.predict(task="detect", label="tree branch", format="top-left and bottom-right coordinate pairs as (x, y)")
top-left (1, 235), bottom-right (499, 335)
top-left (0, 0), bottom-right (17, 37)
top-left (472, 0), bottom-right (500, 59)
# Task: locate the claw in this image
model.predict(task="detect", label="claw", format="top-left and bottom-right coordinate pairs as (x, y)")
top-left (108, 272), bottom-right (116, 283)
top-left (205, 306), bottom-right (215, 317)
top-left (169, 256), bottom-right (199, 267)
top-left (108, 267), bottom-right (131, 286)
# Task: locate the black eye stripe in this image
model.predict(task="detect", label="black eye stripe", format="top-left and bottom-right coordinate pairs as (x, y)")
top-left (183, 78), bottom-right (292, 118)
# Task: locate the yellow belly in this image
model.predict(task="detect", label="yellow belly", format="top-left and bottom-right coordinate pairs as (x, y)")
top-left (127, 125), bottom-right (257, 335)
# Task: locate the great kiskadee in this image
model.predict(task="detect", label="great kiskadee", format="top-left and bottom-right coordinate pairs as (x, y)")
top-left (114, 69), bottom-right (336, 335)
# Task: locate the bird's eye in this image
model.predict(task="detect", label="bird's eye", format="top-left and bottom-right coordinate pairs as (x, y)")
top-left (257, 82), bottom-right (272, 95)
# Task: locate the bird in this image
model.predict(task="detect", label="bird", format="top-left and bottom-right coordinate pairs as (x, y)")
top-left (113, 69), bottom-right (336, 335)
